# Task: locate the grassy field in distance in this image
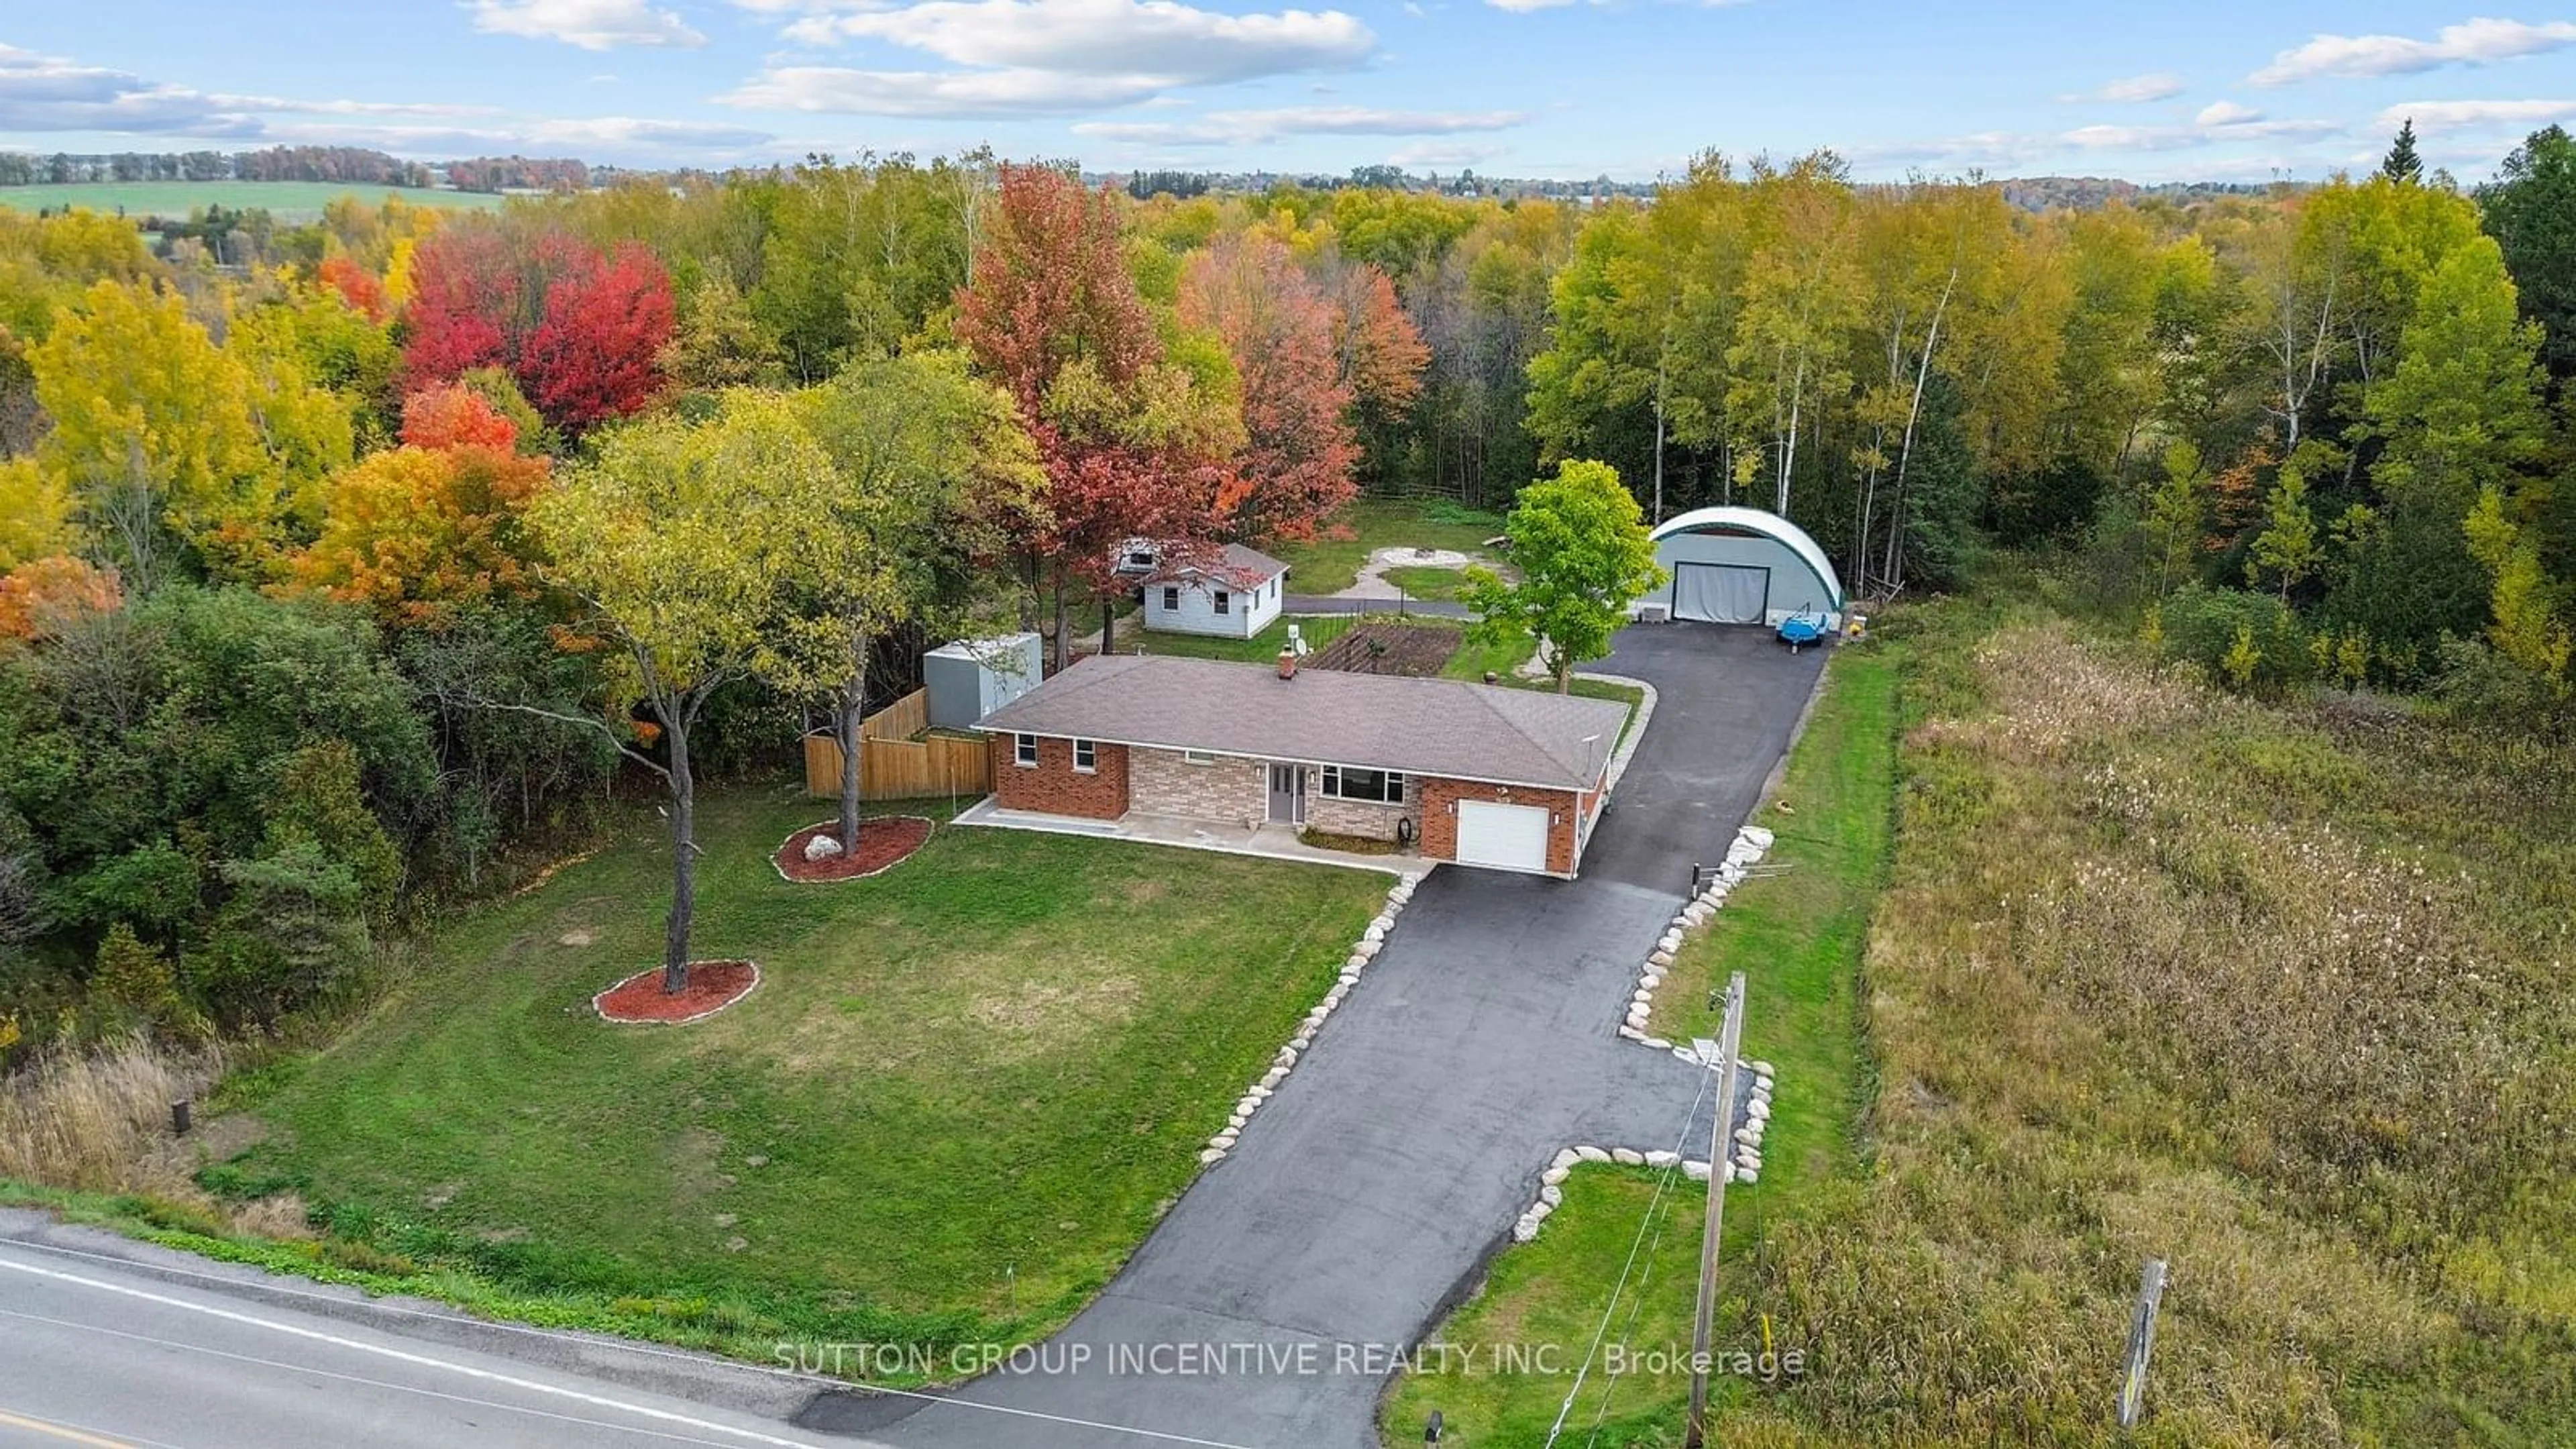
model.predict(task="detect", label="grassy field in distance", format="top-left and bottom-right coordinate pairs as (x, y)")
top-left (0, 181), bottom-right (506, 222)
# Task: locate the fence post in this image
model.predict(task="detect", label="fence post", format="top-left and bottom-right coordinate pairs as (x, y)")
top-left (2116, 1258), bottom-right (2167, 1429)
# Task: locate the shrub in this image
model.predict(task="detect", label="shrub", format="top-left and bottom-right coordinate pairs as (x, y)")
top-left (190, 841), bottom-right (368, 1024)
top-left (2157, 583), bottom-right (2314, 692)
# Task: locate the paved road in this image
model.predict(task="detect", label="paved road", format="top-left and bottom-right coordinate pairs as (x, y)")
top-left (0, 1211), bottom-right (863, 1449)
top-left (871, 623), bottom-right (1827, 1449)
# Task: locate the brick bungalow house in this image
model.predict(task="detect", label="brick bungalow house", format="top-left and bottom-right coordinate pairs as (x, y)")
top-left (972, 653), bottom-right (1627, 878)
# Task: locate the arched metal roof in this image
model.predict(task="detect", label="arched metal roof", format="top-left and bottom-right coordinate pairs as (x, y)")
top-left (1648, 506), bottom-right (1845, 610)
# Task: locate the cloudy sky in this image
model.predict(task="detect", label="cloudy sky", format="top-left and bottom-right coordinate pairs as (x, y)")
top-left (4, 3), bottom-right (2574, 181)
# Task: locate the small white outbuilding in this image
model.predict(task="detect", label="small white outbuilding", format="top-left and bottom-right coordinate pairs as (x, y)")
top-left (922, 633), bottom-right (1044, 730)
top-left (1646, 506), bottom-right (1845, 631)
top-left (1138, 543), bottom-right (1289, 639)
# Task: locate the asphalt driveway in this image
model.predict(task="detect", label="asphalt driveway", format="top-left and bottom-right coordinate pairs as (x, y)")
top-left (853, 623), bottom-right (1829, 1449)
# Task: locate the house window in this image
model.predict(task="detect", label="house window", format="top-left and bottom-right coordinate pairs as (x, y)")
top-left (1183, 749), bottom-right (1218, 765)
top-left (1073, 739), bottom-right (1097, 773)
top-left (1014, 733), bottom-right (1038, 767)
top-left (1161, 586), bottom-right (1179, 610)
top-left (1321, 765), bottom-right (1405, 804)
top-left (1214, 590), bottom-right (1231, 615)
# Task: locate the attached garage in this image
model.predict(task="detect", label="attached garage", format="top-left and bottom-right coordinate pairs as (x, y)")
top-left (1648, 506), bottom-right (1844, 631)
top-left (1452, 798), bottom-right (1553, 873)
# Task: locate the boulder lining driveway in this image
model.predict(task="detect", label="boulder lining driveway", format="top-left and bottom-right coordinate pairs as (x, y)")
top-left (845, 624), bottom-right (1829, 1449)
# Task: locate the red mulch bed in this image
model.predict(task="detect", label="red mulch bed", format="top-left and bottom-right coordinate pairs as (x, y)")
top-left (771, 815), bottom-right (934, 883)
top-left (594, 960), bottom-right (758, 1024)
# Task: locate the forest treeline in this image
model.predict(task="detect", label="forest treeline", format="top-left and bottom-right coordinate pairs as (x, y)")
top-left (2, 125), bottom-right (2572, 1053)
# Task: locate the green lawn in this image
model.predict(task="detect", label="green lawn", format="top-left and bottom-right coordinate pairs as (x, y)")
top-left (1381, 643), bottom-right (1896, 1444)
top-left (1126, 610), bottom-right (1361, 663)
top-left (1270, 498), bottom-right (1506, 594)
top-left (1377, 564), bottom-right (1474, 601)
top-left (217, 788), bottom-right (1386, 1371)
top-left (1, 181), bottom-right (505, 222)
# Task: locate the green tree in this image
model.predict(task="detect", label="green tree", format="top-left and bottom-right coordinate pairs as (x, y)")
top-left (524, 392), bottom-right (820, 992)
top-left (2249, 462), bottom-right (2320, 600)
top-left (2479, 124), bottom-right (2576, 385)
top-left (2364, 237), bottom-right (2548, 508)
top-left (2463, 484), bottom-right (2573, 685)
top-left (772, 354), bottom-right (1042, 851)
top-left (1461, 460), bottom-right (1665, 692)
top-left (2145, 441), bottom-right (2207, 596)
top-left (2381, 117), bottom-right (2424, 184)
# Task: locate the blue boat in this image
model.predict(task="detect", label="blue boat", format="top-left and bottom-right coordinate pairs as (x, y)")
top-left (1775, 612), bottom-right (1828, 651)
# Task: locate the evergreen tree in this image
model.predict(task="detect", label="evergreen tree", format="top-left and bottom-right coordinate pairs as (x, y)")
top-left (2381, 118), bottom-right (2424, 184)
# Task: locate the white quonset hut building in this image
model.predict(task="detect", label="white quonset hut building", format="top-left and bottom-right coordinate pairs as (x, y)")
top-left (1645, 506), bottom-right (1845, 631)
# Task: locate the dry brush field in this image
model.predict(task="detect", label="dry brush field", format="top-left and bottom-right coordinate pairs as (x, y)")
top-left (1731, 608), bottom-right (2573, 1445)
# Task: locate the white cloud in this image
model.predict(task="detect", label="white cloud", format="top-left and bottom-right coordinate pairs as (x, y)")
top-left (1389, 139), bottom-right (1503, 166)
top-left (464, 0), bottom-right (707, 50)
top-left (0, 44), bottom-right (495, 138)
top-left (2383, 97), bottom-right (2576, 130)
top-left (724, 0), bottom-right (1375, 117)
top-left (724, 65), bottom-right (1171, 116)
top-left (2194, 100), bottom-right (2262, 126)
top-left (784, 0), bottom-right (1371, 80)
top-left (2062, 72), bottom-right (2186, 104)
top-left (1075, 105), bottom-right (1527, 145)
top-left (2251, 17), bottom-right (2576, 85)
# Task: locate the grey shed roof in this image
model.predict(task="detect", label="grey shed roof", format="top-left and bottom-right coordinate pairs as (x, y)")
top-left (1142, 543), bottom-right (1289, 588)
top-left (976, 654), bottom-right (1627, 792)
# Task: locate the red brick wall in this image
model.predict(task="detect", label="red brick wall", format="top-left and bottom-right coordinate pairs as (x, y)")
top-left (988, 734), bottom-right (1130, 820)
top-left (1417, 776), bottom-right (1580, 877)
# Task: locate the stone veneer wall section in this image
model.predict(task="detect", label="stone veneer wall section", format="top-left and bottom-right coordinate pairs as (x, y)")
top-left (1415, 777), bottom-right (1580, 876)
top-left (1302, 776), bottom-right (1424, 842)
top-left (987, 734), bottom-right (1130, 819)
top-left (1128, 747), bottom-right (1267, 826)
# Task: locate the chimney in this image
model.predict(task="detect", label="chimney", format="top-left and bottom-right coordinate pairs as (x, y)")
top-left (1277, 646), bottom-right (1297, 681)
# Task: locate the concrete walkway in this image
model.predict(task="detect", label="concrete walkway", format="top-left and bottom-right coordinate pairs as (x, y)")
top-left (951, 799), bottom-right (1419, 876)
top-left (859, 625), bottom-right (1829, 1449)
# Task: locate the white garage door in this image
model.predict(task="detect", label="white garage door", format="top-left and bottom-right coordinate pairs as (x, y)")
top-left (1672, 562), bottom-right (1769, 625)
top-left (1454, 799), bottom-right (1552, 873)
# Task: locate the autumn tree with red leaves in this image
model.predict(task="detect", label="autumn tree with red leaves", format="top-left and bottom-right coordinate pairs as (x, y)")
top-left (1180, 233), bottom-right (1358, 544)
top-left (956, 164), bottom-right (1236, 666)
top-left (399, 227), bottom-right (673, 436)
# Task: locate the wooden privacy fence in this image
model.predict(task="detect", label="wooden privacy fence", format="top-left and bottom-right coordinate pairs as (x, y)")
top-left (802, 688), bottom-right (992, 801)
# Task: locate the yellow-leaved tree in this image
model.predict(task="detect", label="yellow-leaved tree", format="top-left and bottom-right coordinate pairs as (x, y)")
top-left (522, 391), bottom-right (824, 993)
top-left (769, 352), bottom-right (1043, 854)
top-left (29, 280), bottom-right (271, 582)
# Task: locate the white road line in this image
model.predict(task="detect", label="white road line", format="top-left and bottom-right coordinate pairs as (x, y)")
top-left (0, 1257), bottom-right (825, 1449)
top-left (0, 1307), bottom-right (807, 1448)
top-left (0, 1249), bottom-right (1262, 1449)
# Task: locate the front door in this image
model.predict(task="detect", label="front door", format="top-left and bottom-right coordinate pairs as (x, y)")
top-left (1267, 763), bottom-right (1307, 824)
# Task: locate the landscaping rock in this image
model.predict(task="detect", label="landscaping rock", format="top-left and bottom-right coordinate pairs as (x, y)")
top-left (1552, 1148), bottom-right (1579, 1171)
top-left (1512, 1216), bottom-right (1540, 1243)
top-left (1539, 1185), bottom-right (1562, 1208)
top-left (1617, 1024), bottom-right (1646, 1040)
top-left (1574, 1146), bottom-right (1611, 1164)
top-left (802, 834), bottom-right (845, 861)
top-left (1683, 1160), bottom-right (1712, 1181)
top-left (1261, 1067), bottom-right (1287, 1089)
top-left (1641, 1036), bottom-right (1671, 1052)
top-left (1611, 1147), bottom-right (1645, 1166)
top-left (1542, 1167), bottom-right (1569, 1186)
top-left (1644, 1149), bottom-right (1681, 1168)
top-left (1648, 949), bottom-right (1674, 967)
top-left (1200, 1148), bottom-right (1227, 1165)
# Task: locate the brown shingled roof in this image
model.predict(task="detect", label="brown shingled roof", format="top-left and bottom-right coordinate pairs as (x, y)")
top-left (1140, 543), bottom-right (1288, 588)
top-left (975, 654), bottom-right (1626, 792)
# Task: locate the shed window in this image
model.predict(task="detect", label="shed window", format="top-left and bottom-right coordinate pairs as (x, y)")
top-left (1161, 586), bottom-right (1179, 610)
top-left (1073, 739), bottom-right (1097, 773)
top-left (1321, 766), bottom-right (1405, 804)
top-left (1014, 733), bottom-right (1038, 767)
top-left (1214, 590), bottom-right (1231, 615)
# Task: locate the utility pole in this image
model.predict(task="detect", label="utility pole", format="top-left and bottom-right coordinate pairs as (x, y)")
top-left (1684, 971), bottom-right (1746, 1448)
